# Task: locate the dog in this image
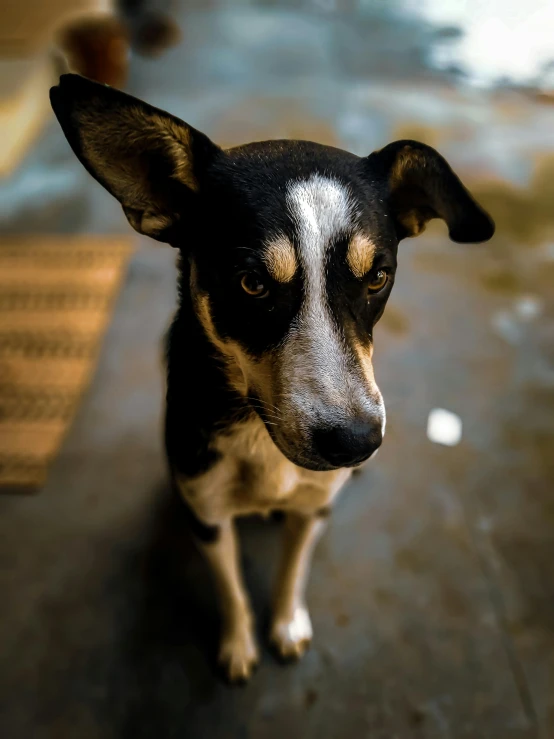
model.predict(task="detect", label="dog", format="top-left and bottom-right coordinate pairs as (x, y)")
top-left (50, 74), bottom-right (494, 683)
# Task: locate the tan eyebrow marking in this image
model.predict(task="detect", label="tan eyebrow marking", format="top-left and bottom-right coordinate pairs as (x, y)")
top-left (346, 233), bottom-right (377, 278)
top-left (263, 235), bottom-right (297, 283)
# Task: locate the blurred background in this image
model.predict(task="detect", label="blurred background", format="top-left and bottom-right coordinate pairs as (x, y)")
top-left (1, 1), bottom-right (553, 737)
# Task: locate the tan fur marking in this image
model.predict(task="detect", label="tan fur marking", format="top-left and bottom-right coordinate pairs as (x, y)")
top-left (352, 339), bottom-right (385, 433)
top-left (194, 293), bottom-right (248, 396)
top-left (353, 339), bottom-right (376, 384)
top-left (388, 145), bottom-right (432, 237)
top-left (191, 263), bottom-right (279, 402)
top-left (346, 233), bottom-right (377, 278)
top-left (263, 236), bottom-right (297, 283)
top-left (389, 144), bottom-right (416, 189)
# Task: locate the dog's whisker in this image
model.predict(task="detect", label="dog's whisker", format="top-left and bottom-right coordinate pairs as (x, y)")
top-left (247, 403), bottom-right (286, 424)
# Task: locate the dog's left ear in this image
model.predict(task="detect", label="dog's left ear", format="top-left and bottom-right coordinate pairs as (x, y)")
top-left (50, 74), bottom-right (221, 243)
top-left (366, 140), bottom-right (495, 243)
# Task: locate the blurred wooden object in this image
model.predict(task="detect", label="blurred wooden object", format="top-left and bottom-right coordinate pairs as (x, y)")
top-left (0, 1), bottom-right (123, 177)
top-left (0, 56), bottom-right (55, 177)
top-left (0, 1), bottom-right (181, 177)
top-left (55, 15), bottom-right (130, 89)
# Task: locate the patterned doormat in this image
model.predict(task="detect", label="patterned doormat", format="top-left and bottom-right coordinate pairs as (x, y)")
top-left (0, 236), bottom-right (133, 491)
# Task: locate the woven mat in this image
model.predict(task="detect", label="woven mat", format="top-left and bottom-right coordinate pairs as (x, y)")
top-left (0, 236), bottom-right (133, 491)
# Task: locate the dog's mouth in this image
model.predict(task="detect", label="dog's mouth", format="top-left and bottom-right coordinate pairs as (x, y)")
top-left (248, 391), bottom-right (383, 472)
top-left (248, 394), bottom-right (355, 472)
top-left (264, 427), bottom-right (339, 472)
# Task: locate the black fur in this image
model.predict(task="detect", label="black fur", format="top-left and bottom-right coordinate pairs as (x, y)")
top-left (163, 257), bottom-right (249, 480)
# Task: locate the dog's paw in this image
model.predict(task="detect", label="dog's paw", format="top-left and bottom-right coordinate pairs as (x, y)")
top-left (270, 606), bottom-right (313, 662)
top-left (218, 627), bottom-right (259, 684)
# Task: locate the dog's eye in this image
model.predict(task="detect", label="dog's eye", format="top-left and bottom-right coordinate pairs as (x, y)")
top-left (367, 269), bottom-right (388, 294)
top-left (240, 272), bottom-right (268, 298)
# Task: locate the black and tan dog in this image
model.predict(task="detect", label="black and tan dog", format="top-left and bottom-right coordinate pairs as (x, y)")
top-left (50, 74), bottom-right (494, 683)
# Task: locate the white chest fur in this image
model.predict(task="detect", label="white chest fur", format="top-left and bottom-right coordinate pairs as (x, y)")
top-left (177, 417), bottom-right (351, 525)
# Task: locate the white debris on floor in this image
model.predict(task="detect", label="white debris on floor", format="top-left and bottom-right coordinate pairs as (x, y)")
top-left (427, 408), bottom-right (463, 446)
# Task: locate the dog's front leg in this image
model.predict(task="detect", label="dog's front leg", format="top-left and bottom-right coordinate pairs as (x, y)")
top-left (270, 511), bottom-right (327, 661)
top-left (198, 518), bottom-right (259, 683)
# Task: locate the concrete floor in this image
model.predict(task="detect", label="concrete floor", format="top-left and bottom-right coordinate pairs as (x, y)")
top-left (1, 2), bottom-right (554, 737)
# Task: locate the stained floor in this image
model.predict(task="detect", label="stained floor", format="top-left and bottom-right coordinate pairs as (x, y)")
top-left (1, 2), bottom-right (554, 738)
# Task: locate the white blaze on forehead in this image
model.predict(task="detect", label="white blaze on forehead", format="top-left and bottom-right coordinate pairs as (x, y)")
top-left (284, 175), bottom-right (370, 412)
top-left (282, 174), bottom-right (385, 425)
top-left (286, 175), bottom-right (353, 304)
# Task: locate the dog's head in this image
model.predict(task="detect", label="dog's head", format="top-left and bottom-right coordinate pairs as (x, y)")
top-left (51, 75), bottom-right (494, 471)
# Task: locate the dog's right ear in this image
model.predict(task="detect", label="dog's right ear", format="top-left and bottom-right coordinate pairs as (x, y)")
top-left (366, 140), bottom-right (495, 244)
top-left (50, 74), bottom-right (221, 243)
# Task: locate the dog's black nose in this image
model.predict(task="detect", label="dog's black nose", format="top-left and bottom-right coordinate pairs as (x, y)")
top-left (312, 420), bottom-right (382, 468)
